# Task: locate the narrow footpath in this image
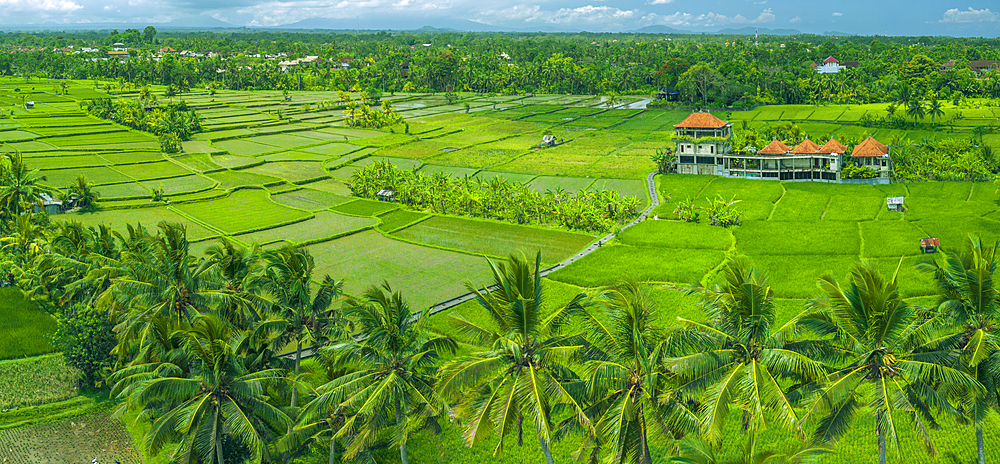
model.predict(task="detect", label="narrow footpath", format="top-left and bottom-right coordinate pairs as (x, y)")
top-left (286, 171), bottom-right (660, 359)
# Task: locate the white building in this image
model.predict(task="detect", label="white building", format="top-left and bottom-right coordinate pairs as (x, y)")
top-left (813, 56), bottom-right (846, 74)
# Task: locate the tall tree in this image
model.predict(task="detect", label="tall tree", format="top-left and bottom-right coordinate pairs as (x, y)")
top-left (113, 315), bottom-right (292, 463)
top-left (578, 281), bottom-right (698, 464)
top-left (803, 262), bottom-right (983, 464)
top-left (0, 151), bottom-right (56, 217)
top-left (437, 252), bottom-right (592, 464)
top-left (905, 100), bottom-right (925, 127)
top-left (67, 174), bottom-right (100, 210)
top-left (918, 236), bottom-right (1000, 464)
top-left (927, 98), bottom-right (945, 125)
top-left (258, 245), bottom-right (343, 411)
top-left (667, 258), bottom-right (825, 460)
top-left (318, 283), bottom-right (455, 464)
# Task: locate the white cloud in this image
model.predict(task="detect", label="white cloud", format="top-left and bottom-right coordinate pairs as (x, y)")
top-left (789, 16), bottom-right (801, 22)
top-left (550, 5), bottom-right (636, 23)
top-left (641, 8), bottom-right (773, 27)
top-left (0, 0), bottom-right (83, 11)
top-left (831, 12), bottom-right (842, 16)
top-left (647, 0), bottom-right (672, 4)
top-left (474, 4), bottom-right (637, 28)
top-left (939, 7), bottom-right (998, 23)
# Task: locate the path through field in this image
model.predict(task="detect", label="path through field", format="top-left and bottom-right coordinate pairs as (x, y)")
top-left (421, 169), bottom-right (658, 317)
top-left (287, 171), bottom-right (660, 359)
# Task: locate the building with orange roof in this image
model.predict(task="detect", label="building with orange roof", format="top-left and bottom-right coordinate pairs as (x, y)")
top-left (725, 135), bottom-right (841, 181)
top-left (673, 112), bottom-right (732, 175)
top-left (790, 138), bottom-right (821, 154)
top-left (850, 136), bottom-right (892, 178)
top-left (670, 112), bottom-right (893, 183)
top-left (817, 138), bottom-right (847, 154)
top-left (758, 139), bottom-right (791, 155)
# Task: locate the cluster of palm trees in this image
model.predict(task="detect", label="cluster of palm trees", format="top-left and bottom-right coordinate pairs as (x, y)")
top-left (0, 152), bottom-right (100, 229)
top-left (350, 160), bottom-right (641, 233)
top-left (891, 86), bottom-right (948, 127)
top-left (3, 194), bottom-right (999, 463)
top-left (85, 97), bottom-right (202, 140)
top-left (340, 92), bottom-right (403, 129)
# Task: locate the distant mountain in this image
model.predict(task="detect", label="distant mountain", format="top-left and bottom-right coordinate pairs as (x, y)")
top-left (822, 31), bottom-right (856, 36)
top-left (716, 27), bottom-right (802, 35)
top-left (628, 25), bottom-right (692, 34)
top-left (163, 16), bottom-right (236, 29)
top-left (270, 17), bottom-right (506, 32)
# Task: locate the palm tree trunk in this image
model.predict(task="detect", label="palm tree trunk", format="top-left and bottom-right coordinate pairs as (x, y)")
top-left (329, 432), bottom-right (337, 464)
top-left (639, 414), bottom-right (652, 464)
top-left (396, 396), bottom-right (409, 464)
top-left (517, 415), bottom-right (523, 446)
top-left (537, 430), bottom-right (555, 464)
top-left (878, 419), bottom-right (886, 464)
top-left (217, 436), bottom-right (226, 464)
top-left (292, 340), bottom-right (302, 408)
top-left (978, 422), bottom-right (985, 464)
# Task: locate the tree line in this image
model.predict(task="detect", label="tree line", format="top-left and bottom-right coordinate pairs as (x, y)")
top-left (350, 160), bottom-right (642, 233)
top-left (2, 30), bottom-right (999, 106)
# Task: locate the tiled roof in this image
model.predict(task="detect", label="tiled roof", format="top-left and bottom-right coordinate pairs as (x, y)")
top-left (810, 62), bottom-right (818, 67)
top-left (940, 59), bottom-right (956, 69)
top-left (674, 112), bottom-right (729, 129)
top-left (823, 56), bottom-right (839, 63)
top-left (758, 139), bottom-right (791, 155)
top-left (851, 136), bottom-right (889, 157)
top-left (791, 138), bottom-right (821, 154)
top-left (817, 138), bottom-right (848, 154)
top-left (970, 60), bottom-right (997, 69)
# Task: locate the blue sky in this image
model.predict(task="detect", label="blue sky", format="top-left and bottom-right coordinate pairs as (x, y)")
top-left (3, 0), bottom-right (999, 36)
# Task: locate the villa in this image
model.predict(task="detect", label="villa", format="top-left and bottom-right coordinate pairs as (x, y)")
top-left (812, 56), bottom-right (846, 74)
top-left (673, 112), bottom-right (731, 176)
top-left (674, 112), bottom-right (891, 182)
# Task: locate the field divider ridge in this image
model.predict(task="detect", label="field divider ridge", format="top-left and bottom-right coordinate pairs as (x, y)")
top-left (280, 170), bottom-right (661, 361)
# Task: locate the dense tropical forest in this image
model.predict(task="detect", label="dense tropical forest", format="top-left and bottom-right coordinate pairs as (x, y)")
top-left (1, 28), bottom-right (1000, 106)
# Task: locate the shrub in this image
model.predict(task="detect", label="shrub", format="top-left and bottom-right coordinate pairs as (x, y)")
top-left (673, 197), bottom-right (699, 222)
top-left (51, 305), bottom-right (116, 388)
top-left (841, 163), bottom-right (877, 180)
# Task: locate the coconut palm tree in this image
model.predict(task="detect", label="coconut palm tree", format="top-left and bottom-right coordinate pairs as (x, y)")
top-left (0, 150), bottom-right (57, 217)
top-left (100, 222), bottom-right (228, 354)
top-left (905, 100), bottom-right (925, 127)
top-left (437, 252), bottom-right (592, 464)
top-left (803, 261), bottom-right (984, 464)
top-left (927, 99), bottom-right (945, 125)
top-left (667, 257), bottom-right (825, 460)
top-left (577, 281), bottom-right (698, 464)
top-left (257, 245), bottom-right (344, 411)
top-left (67, 174), bottom-right (100, 210)
top-left (113, 314), bottom-right (292, 464)
top-left (204, 239), bottom-right (268, 328)
top-left (917, 235), bottom-right (1000, 464)
top-left (318, 282), bottom-right (456, 464)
